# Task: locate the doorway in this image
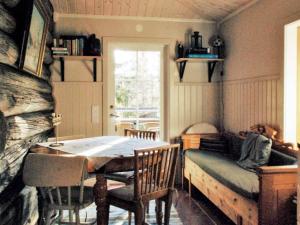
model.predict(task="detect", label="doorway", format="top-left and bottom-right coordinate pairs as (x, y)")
top-left (105, 42), bottom-right (165, 139)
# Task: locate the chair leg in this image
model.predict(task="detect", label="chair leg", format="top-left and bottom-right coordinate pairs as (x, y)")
top-left (128, 211), bottom-right (132, 225)
top-left (105, 204), bottom-right (110, 224)
top-left (188, 173), bottom-right (192, 197)
top-left (45, 208), bottom-right (52, 225)
top-left (75, 208), bottom-right (80, 225)
top-left (135, 202), bottom-right (144, 225)
top-left (69, 209), bottom-right (73, 223)
top-left (155, 199), bottom-right (163, 225)
top-left (164, 191), bottom-right (174, 225)
top-left (146, 202), bottom-right (149, 214)
top-left (58, 210), bottom-right (63, 224)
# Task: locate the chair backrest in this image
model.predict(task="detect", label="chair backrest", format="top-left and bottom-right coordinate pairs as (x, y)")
top-left (134, 144), bottom-right (179, 201)
top-left (125, 128), bottom-right (157, 141)
top-left (23, 153), bottom-right (88, 206)
top-left (23, 153), bottom-right (87, 187)
top-left (142, 122), bottom-right (160, 131)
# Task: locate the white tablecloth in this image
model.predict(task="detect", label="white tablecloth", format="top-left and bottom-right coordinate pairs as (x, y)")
top-left (38, 136), bottom-right (168, 171)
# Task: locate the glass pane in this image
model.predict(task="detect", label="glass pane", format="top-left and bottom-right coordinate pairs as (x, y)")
top-left (113, 48), bottom-right (160, 132)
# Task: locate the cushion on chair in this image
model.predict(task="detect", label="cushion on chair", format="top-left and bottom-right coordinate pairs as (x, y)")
top-left (185, 149), bottom-right (259, 200)
top-left (108, 184), bottom-right (135, 201)
top-left (104, 171), bottom-right (135, 184)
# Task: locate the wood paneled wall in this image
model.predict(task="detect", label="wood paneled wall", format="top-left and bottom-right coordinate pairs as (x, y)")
top-left (53, 82), bottom-right (103, 138)
top-left (169, 82), bottom-right (220, 138)
top-left (222, 75), bottom-right (281, 134)
top-left (53, 17), bottom-right (219, 140)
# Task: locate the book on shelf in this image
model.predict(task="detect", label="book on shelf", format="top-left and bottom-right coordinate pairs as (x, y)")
top-left (53, 36), bottom-right (87, 56)
top-left (51, 47), bottom-right (68, 51)
top-left (52, 52), bottom-right (69, 56)
top-left (187, 54), bottom-right (219, 59)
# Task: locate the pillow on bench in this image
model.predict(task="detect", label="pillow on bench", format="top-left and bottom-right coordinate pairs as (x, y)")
top-left (237, 133), bottom-right (272, 172)
top-left (200, 136), bottom-right (228, 154)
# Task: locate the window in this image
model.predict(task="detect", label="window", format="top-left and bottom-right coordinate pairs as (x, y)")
top-left (113, 49), bottom-right (161, 131)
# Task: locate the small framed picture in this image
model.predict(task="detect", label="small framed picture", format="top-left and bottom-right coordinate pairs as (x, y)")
top-left (19, 0), bottom-right (49, 76)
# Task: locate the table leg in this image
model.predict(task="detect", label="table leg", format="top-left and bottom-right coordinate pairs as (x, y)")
top-left (93, 174), bottom-right (108, 225)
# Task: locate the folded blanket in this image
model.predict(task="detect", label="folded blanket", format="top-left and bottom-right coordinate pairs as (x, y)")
top-left (237, 133), bottom-right (272, 172)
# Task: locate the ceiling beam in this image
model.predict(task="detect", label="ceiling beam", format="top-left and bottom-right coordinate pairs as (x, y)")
top-left (217, 0), bottom-right (260, 26)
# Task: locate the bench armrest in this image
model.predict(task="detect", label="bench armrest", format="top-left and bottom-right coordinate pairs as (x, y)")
top-left (257, 165), bottom-right (297, 174)
top-left (257, 165), bottom-right (297, 224)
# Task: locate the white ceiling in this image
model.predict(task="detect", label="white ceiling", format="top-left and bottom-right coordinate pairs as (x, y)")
top-left (51, 0), bottom-right (256, 22)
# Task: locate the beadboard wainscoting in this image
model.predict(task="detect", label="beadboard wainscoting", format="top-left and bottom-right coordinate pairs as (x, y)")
top-left (53, 82), bottom-right (103, 138)
top-left (169, 82), bottom-right (220, 138)
top-left (223, 75), bottom-right (282, 134)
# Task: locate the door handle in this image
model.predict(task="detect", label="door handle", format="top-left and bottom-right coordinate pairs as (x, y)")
top-left (110, 113), bottom-right (120, 118)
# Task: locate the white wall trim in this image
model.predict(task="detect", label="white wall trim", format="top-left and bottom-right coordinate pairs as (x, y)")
top-left (218, 0), bottom-right (259, 26)
top-left (56, 13), bottom-right (216, 24)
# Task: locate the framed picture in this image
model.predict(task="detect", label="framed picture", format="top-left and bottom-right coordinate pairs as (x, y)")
top-left (19, 0), bottom-right (49, 76)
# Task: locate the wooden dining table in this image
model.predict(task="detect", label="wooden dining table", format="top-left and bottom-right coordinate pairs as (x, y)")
top-left (31, 136), bottom-right (168, 225)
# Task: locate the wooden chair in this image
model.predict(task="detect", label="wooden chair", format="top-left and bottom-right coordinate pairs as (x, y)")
top-left (124, 128), bottom-right (157, 140)
top-left (104, 129), bottom-right (157, 184)
top-left (22, 153), bottom-right (95, 225)
top-left (106, 144), bottom-right (179, 225)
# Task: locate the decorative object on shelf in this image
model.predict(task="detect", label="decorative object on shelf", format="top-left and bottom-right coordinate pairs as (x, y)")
top-left (49, 113), bottom-right (64, 147)
top-left (19, 0), bottom-right (49, 76)
top-left (52, 34), bottom-right (101, 57)
top-left (175, 31), bottom-right (225, 82)
top-left (176, 42), bottom-right (184, 58)
top-left (86, 34), bottom-right (101, 56)
top-left (187, 31), bottom-right (208, 55)
top-left (209, 35), bottom-right (225, 59)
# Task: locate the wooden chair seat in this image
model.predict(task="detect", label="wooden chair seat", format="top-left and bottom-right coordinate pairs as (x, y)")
top-left (108, 183), bottom-right (159, 202)
top-left (104, 171), bottom-right (134, 184)
top-left (108, 184), bottom-right (135, 201)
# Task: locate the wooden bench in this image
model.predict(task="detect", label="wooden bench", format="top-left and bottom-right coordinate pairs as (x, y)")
top-left (182, 133), bottom-right (297, 225)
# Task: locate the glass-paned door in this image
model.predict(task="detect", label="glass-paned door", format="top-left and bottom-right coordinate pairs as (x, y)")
top-left (107, 43), bottom-right (163, 138)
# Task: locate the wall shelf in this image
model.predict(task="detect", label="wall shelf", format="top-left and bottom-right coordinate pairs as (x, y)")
top-left (53, 55), bottom-right (102, 82)
top-left (175, 58), bottom-right (224, 82)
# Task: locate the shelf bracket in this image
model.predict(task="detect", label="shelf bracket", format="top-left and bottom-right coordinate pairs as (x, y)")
top-left (57, 57), bottom-right (98, 82)
top-left (179, 61), bottom-right (187, 82)
top-left (208, 61), bottom-right (217, 82)
top-left (59, 57), bottom-right (65, 82)
top-left (93, 58), bottom-right (97, 82)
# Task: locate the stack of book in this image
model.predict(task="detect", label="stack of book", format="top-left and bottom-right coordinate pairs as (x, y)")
top-left (52, 37), bottom-right (86, 56)
top-left (51, 47), bottom-right (69, 56)
top-left (187, 53), bottom-right (218, 59)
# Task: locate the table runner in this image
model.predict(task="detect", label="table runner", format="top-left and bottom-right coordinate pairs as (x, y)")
top-left (38, 136), bottom-right (168, 171)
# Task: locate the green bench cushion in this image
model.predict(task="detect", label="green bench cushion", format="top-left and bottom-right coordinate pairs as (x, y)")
top-left (185, 149), bottom-right (259, 201)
